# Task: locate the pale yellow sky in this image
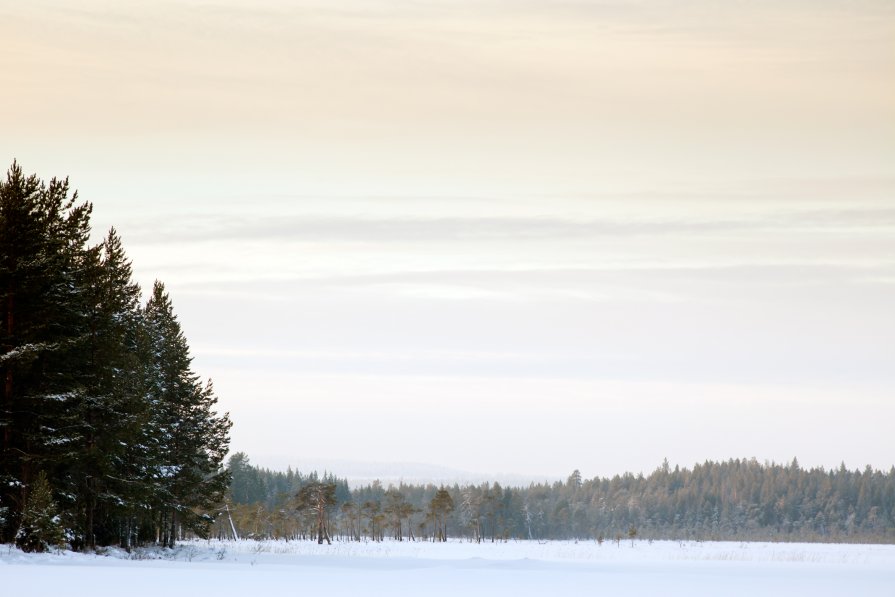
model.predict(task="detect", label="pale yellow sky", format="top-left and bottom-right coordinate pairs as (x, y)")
top-left (3, 0), bottom-right (893, 197)
top-left (2, 1), bottom-right (894, 477)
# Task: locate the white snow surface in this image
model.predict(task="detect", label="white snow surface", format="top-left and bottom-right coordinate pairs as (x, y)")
top-left (3, 539), bottom-right (894, 596)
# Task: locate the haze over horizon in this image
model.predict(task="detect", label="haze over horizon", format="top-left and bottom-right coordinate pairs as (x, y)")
top-left (2, 1), bottom-right (893, 478)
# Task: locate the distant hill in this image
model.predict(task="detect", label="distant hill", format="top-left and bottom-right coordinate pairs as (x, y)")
top-left (246, 456), bottom-right (559, 488)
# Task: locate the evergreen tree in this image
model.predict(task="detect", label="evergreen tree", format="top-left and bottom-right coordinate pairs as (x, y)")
top-left (143, 282), bottom-right (231, 547)
top-left (384, 488), bottom-right (408, 540)
top-left (429, 487), bottom-right (454, 542)
top-left (62, 228), bottom-right (148, 548)
top-left (228, 452), bottom-right (265, 505)
top-left (1, 162), bottom-right (231, 549)
top-left (15, 471), bottom-right (65, 553)
top-left (295, 481), bottom-right (337, 544)
top-left (0, 162), bottom-right (92, 543)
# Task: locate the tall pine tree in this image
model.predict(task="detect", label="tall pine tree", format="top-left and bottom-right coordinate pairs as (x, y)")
top-left (63, 228), bottom-right (148, 548)
top-left (143, 281), bottom-right (231, 547)
top-left (0, 162), bottom-right (93, 543)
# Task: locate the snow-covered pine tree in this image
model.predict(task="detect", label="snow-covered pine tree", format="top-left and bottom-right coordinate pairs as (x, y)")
top-left (15, 470), bottom-right (65, 553)
top-left (143, 281), bottom-right (231, 547)
top-left (0, 162), bottom-right (93, 544)
top-left (63, 228), bottom-right (149, 548)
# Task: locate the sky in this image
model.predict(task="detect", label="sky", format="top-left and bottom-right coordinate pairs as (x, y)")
top-left (2, 0), bottom-right (894, 480)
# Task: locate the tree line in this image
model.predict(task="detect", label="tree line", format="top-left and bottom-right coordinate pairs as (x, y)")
top-left (0, 162), bottom-right (231, 552)
top-left (220, 455), bottom-right (895, 544)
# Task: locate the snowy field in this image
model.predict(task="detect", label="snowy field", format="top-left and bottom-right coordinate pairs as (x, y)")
top-left (3, 539), bottom-right (894, 596)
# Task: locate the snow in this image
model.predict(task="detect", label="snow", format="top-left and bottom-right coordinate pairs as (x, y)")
top-left (2, 539), bottom-right (894, 596)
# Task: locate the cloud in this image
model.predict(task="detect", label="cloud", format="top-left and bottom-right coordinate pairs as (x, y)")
top-left (118, 205), bottom-right (895, 246)
top-left (168, 262), bottom-right (895, 299)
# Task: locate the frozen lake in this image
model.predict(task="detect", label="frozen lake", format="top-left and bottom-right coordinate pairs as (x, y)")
top-left (4, 539), bottom-right (894, 596)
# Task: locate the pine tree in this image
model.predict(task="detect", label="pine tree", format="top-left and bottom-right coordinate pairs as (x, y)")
top-left (0, 162), bottom-right (93, 543)
top-left (64, 228), bottom-right (149, 548)
top-left (15, 471), bottom-right (65, 553)
top-left (429, 487), bottom-right (454, 542)
top-left (143, 281), bottom-right (231, 547)
top-left (295, 481), bottom-right (337, 544)
top-left (384, 488), bottom-right (407, 540)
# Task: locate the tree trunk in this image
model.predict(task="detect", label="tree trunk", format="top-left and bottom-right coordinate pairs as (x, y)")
top-left (316, 505), bottom-right (330, 544)
top-left (2, 290), bottom-right (12, 419)
top-left (86, 487), bottom-right (95, 549)
top-left (226, 504), bottom-right (240, 540)
top-left (168, 510), bottom-right (177, 548)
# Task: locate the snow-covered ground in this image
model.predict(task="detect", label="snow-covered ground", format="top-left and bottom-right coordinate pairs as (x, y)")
top-left (3, 539), bottom-right (894, 596)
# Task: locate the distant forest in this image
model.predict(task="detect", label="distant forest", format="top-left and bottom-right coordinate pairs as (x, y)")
top-left (221, 454), bottom-right (895, 544)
